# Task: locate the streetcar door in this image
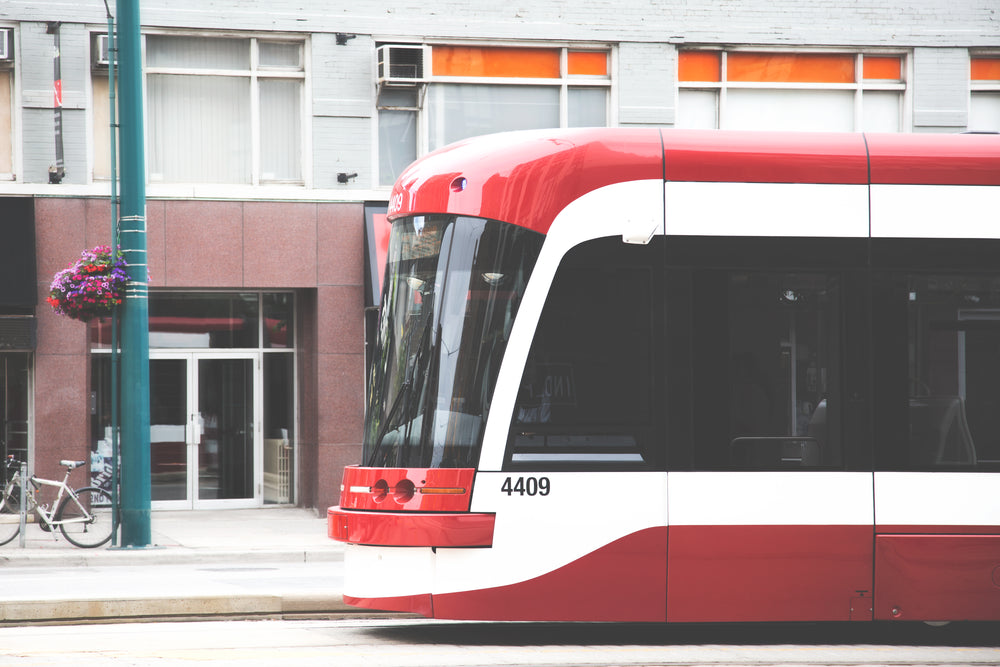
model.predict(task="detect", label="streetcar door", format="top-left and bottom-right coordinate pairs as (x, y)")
top-left (665, 257), bottom-right (874, 623)
top-left (871, 272), bottom-right (1000, 622)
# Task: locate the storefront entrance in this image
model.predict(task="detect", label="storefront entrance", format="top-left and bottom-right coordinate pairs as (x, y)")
top-left (0, 353), bottom-right (30, 464)
top-left (150, 351), bottom-right (261, 509)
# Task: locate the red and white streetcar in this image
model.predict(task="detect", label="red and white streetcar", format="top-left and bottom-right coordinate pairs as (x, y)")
top-left (329, 128), bottom-right (1000, 623)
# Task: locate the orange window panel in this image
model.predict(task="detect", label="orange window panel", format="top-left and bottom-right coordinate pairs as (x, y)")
top-left (727, 53), bottom-right (855, 84)
top-left (679, 51), bottom-right (721, 82)
top-left (971, 57), bottom-right (1000, 81)
top-left (863, 56), bottom-right (901, 81)
top-left (433, 46), bottom-right (560, 78)
top-left (568, 50), bottom-right (608, 76)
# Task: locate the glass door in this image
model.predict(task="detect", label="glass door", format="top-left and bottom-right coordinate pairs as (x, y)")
top-left (150, 356), bottom-right (190, 507)
top-left (151, 352), bottom-right (261, 509)
top-left (196, 355), bottom-right (257, 506)
top-left (0, 353), bottom-right (30, 465)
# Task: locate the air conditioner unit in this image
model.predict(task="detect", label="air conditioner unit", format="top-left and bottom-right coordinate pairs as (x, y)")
top-left (377, 45), bottom-right (426, 86)
top-left (92, 33), bottom-right (114, 68)
top-left (0, 29), bottom-right (13, 63)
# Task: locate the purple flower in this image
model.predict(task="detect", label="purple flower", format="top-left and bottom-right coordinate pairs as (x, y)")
top-left (47, 245), bottom-right (136, 322)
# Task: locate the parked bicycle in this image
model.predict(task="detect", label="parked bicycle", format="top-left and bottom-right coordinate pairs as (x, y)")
top-left (0, 455), bottom-right (114, 548)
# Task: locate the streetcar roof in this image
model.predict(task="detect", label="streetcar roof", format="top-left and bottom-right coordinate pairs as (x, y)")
top-left (387, 128), bottom-right (1000, 234)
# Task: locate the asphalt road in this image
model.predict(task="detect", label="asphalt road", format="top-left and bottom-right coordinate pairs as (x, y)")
top-left (0, 618), bottom-right (997, 666)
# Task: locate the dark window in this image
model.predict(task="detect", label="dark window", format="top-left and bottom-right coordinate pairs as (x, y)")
top-left (506, 238), bottom-right (663, 470)
top-left (149, 292), bottom-right (260, 348)
top-left (692, 272), bottom-right (844, 470)
top-left (894, 275), bottom-right (1000, 469)
top-left (364, 216), bottom-right (544, 469)
top-left (0, 198), bottom-right (36, 308)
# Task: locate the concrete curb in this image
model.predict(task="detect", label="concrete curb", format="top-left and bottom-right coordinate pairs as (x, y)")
top-left (0, 593), bottom-right (356, 624)
top-left (0, 548), bottom-right (343, 568)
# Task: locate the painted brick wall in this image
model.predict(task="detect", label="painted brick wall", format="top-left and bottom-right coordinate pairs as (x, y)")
top-left (912, 47), bottom-right (972, 132)
top-left (18, 22), bottom-right (90, 184)
top-left (312, 32), bottom-right (374, 190)
top-left (5, 2), bottom-right (998, 47)
top-left (6, 1), bottom-right (999, 186)
top-left (619, 42), bottom-right (677, 127)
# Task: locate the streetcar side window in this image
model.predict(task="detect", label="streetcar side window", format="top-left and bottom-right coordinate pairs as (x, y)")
top-left (505, 238), bottom-right (663, 470)
top-left (875, 273), bottom-right (1000, 470)
top-left (692, 272), bottom-right (844, 470)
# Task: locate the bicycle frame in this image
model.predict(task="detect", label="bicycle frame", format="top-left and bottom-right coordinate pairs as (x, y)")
top-left (29, 476), bottom-right (87, 527)
top-left (5, 462), bottom-right (94, 528)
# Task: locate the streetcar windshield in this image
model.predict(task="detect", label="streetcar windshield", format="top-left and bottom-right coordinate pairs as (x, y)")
top-left (364, 215), bottom-right (543, 468)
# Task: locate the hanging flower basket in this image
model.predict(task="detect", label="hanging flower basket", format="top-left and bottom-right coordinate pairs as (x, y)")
top-left (47, 245), bottom-right (129, 322)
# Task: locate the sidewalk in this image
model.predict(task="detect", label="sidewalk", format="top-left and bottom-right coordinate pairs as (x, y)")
top-left (0, 507), bottom-right (356, 624)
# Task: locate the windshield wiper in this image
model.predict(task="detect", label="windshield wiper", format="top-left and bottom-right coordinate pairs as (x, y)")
top-left (368, 379), bottom-right (411, 467)
top-left (368, 305), bottom-right (435, 466)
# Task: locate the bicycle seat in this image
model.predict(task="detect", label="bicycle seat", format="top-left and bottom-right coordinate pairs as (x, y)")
top-left (60, 460), bottom-right (87, 469)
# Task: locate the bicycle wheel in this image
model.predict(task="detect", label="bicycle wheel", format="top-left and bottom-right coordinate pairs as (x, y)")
top-left (0, 482), bottom-right (22, 546)
top-left (56, 487), bottom-right (114, 548)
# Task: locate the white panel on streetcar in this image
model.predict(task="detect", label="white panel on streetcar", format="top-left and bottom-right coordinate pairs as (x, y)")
top-left (668, 471), bottom-right (874, 526)
top-left (874, 472), bottom-right (1000, 526)
top-left (870, 184), bottom-right (1000, 239)
top-left (664, 182), bottom-right (869, 238)
top-left (442, 471), bottom-right (667, 594)
top-left (342, 544), bottom-right (435, 598)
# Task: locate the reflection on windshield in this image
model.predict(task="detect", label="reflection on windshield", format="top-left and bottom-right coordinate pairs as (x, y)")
top-left (364, 216), bottom-right (543, 469)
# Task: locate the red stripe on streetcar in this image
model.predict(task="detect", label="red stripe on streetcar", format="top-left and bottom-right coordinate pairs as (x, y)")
top-left (338, 466), bottom-right (475, 512)
top-left (431, 527), bottom-right (668, 621)
top-left (663, 130), bottom-right (870, 184)
top-left (876, 524), bottom-right (1000, 535)
top-left (867, 132), bottom-right (1000, 186)
top-left (875, 534), bottom-right (1000, 621)
top-left (328, 507), bottom-right (495, 547)
top-left (343, 592), bottom-right (433, 616)
top-left (667, 524), bottom-right (874, 623)
top-left (388, 128), bottom-right (664, 234)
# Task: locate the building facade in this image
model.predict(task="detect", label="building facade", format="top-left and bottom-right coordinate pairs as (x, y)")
top-left (0, 1), bottom-right (997, 514)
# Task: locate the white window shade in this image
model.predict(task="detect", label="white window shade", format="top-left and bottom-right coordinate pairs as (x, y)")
top-left (0, 70), bottom-right (12, 177)
top-left (970, 93), bottom-right (1000, 132)
top-left (568, 88), bottom-right (608, 127)
top-left (147, 35), bottom-right (250, 69)
top-left (260, 78), bottom-right (301, 182)
top-left (428, 84), bottom-right (560, 151)
top-left (676, 90), bottom-right (718, 129)
top-left (863, 91), bottom-right (902, 132)
top-left (379, 110), bottom-right (417, 186)
top-left (726, 89), bottom-right (855, 131)
top-left (259, 42), bottom-right (302, 69)
top-left (148, 74), bottom-right (250, 183)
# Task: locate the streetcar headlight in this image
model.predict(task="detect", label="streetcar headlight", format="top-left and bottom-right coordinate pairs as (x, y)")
top-left (393, 478), bottom-right (415, 503)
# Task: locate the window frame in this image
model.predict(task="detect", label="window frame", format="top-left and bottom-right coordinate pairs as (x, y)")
top-left (871, 238), bottom-right (1000, 473)
top-left (376, 41), bottom-right (616, 187)
top-left (668, 237), bottom-right (872, 473)
top-left (969, 51), bottom-right (1000, 132)
top-left (503, 237), bottom-right (665, 473)
top-left (677, 48), bottom-right (911, 132)
top-left (0, 25), bottom-right (16, 182)
top-left (139, 30), bottom-right (309, 188)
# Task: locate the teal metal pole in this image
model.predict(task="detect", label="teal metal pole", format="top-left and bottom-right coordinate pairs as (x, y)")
top-left (116, 0), bottom-right (151, 547)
